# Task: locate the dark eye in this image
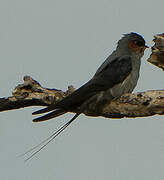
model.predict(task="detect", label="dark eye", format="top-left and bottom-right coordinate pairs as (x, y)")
top-left (134, 40), bottom-right (144, 47)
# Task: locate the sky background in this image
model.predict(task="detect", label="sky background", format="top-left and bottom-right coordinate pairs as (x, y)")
top-left (0, 0), bottom-right (164, 179)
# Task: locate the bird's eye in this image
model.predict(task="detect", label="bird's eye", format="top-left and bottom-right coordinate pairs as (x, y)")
top-left (134, 40), bottom-right (144, 47)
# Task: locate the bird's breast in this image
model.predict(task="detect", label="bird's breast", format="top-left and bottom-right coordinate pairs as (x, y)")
top-left (109, 68), bottom-right (140, 98)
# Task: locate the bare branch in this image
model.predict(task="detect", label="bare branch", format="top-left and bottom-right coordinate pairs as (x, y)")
top-left (148, 33), bottom-right (164, 70)
top-left (0, 75), bottom-right (164, 119)
top-left (0, 76), bottom-right (74, 112)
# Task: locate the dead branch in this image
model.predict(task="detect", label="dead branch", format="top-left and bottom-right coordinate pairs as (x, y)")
top-left (0, 33), bottom-right (164, 119)
top-left (148, 33), bottom-right (164, 70)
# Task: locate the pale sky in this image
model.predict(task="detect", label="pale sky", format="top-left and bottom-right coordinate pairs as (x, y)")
top-left (0, 0), bottom-right (164, 180)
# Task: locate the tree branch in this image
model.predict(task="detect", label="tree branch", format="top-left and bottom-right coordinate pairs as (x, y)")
top-left (148, 33), bottom-right (164, 70)
top-left (1, 33), bottom-right (164, 119)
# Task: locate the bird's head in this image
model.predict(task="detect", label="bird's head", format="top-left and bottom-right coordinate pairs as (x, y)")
top-left (117, 32), bottom-right (148, 58)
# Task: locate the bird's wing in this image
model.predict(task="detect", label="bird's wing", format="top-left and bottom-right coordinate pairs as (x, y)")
top-left (92, 55), bottom-right (132, 87)
top-left (33, 55), bottom-right (132, 117)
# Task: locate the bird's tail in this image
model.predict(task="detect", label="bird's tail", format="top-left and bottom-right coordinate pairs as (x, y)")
top-left (23, 112), bottom-right (80, 161)
top-left (32, 104), bottom-right (59, 115)
top-left (33, 109), bottom-right (67, 122)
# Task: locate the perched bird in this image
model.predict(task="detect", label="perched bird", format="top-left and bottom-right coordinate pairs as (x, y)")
top-left (26, 32), bottom-right (148, 160)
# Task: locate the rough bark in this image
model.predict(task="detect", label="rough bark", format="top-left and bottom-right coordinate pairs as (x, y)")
top-left (0, 33), bottom-right (164, 119)
top-left (148, 33), bottom-right (164, 70)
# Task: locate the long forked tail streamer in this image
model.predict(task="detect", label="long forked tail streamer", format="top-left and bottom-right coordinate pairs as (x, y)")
top-left (23, 113), bottom-right (80, 162)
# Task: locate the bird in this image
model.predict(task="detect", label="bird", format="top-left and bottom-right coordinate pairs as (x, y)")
top-left (25, 32), bottom-right (148, 160)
